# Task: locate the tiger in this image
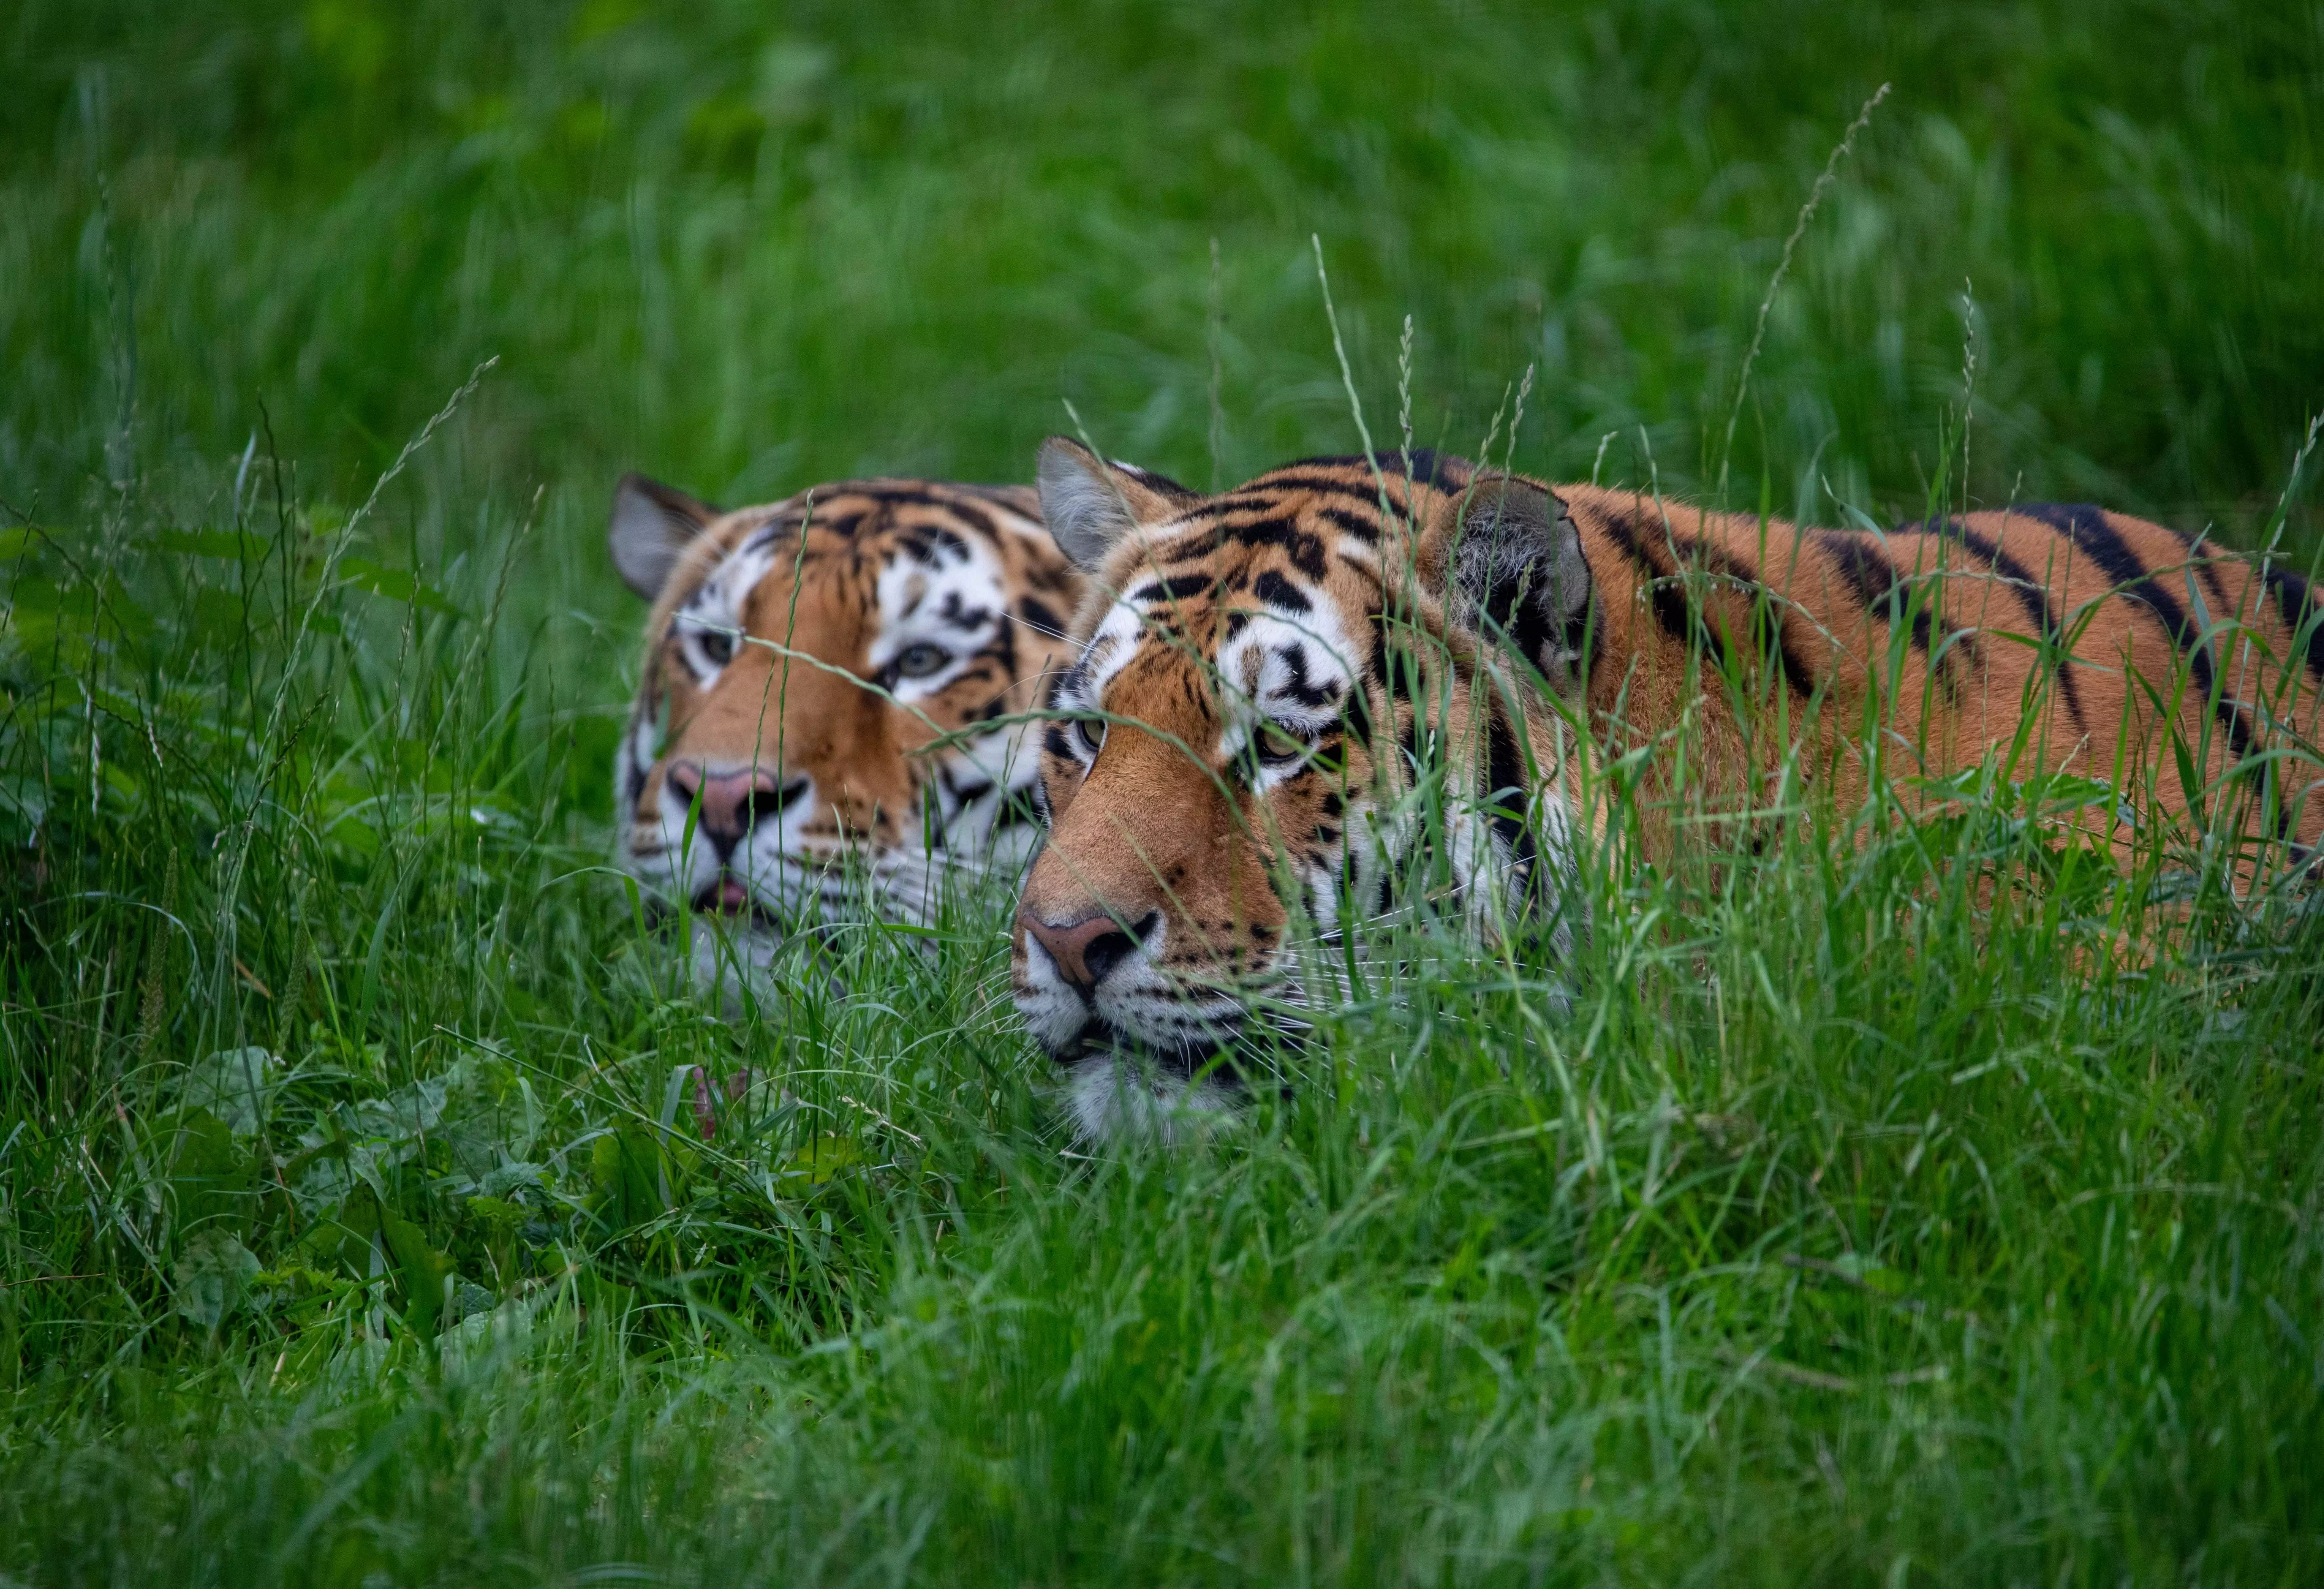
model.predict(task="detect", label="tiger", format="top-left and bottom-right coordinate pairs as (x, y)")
top-left (607, 470), bottom-right (1083, 990)
top-left (1011, 437), bottom-right (2324, 1138)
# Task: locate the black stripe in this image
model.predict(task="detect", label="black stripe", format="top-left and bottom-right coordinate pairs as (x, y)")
top-left (1252, 570), bottom-right (1311, 612)
top-left (1294, 449), bottom-right (1459, 488)
top-left (1663, 528), bottom-right (1817, 699)
top-left (1821, 531), bottom-right (1898, 610)
top-left (934, 590), bottom-right (995, 632)
top-left (1218, 476), bottom-right (1422, 522)
top-left (1271, 643), bottom-right (1341, 709)
top-left (1113, 460), bottom-right (1195, 498)
top-left (1600, 511), bottom-right (1737, 679)
top-left (1313, 504), bottom-right (1383, 545)
top-left (2022, 504), bottom-right (2265, 789)
top-left (1151, 526), bottom-right (1229, 566)
top-left (2184, 541), bottom-right (2241, 630)
top-left (782, 509), bottom-right (864, 540)
top-left (2262, 564), bottom-right (2324, 688)
top-left (1483, 704), bottom-right (1535, 887)
top-left (925, 499), bottom-right (999, 544)
top-left (1904, 514), bottom-right (2088, 733)
top-left (939, 769), bottom-right (988, 806)
top-left (833, 483), bottom-right (1007, 523)
top-left (1205, 515), bottom-right (1330, 579)
top-left (1816, 531), bottom-right (1977, 698)
top-left (1134, 574), bottom-right (1214, 604)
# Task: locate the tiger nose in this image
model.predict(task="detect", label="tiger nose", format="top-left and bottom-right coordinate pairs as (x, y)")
top-left (1018, 910), bottom-right (1158, 995)
top-left (664, 764), bottom-right (808, 859)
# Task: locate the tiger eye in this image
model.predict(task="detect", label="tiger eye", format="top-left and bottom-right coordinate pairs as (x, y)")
top-left (699, 627), bottom-right (736, 666)
top-left (1254, 724), bottom-right (1308, 767)
top-left (1077, 717), bottom-right (1107, 756)
top-left (894, 643), bottom-right (951, 678)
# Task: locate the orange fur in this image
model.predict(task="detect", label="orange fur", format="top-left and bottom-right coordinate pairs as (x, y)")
top-left (1011, 448), bottom-right (2323, 1075)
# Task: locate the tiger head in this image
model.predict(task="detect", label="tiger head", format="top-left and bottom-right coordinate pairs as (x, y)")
top-left (1012, 440), bottom-right (1597, 1137)
top-left (610, 471), bottom-right (1082, 985)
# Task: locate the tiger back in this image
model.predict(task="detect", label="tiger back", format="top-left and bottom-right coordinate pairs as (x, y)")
top-left (1544, 486), bottom-right (2324, 868)
top-left (1010, 440), bottom-right (2324, 1137)
top-left (608, 471), bottom-right (1082, 988)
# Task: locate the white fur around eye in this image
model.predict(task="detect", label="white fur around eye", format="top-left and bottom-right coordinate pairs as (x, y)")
top-left (870, 534), bottom-right (1008, 702)
top-left (670, 536), bottom-right (783, 683)
top-left (675, 613), bottom-right (741, 681)
top-left (1210, 596), bottom-right (1357, 787)
top-left (1219, 717), bottom-right (1322, 794)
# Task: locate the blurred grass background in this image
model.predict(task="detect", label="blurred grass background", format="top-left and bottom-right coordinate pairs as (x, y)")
top-left (8, 0), bottom-right (2322, 527)
top-left (4, 2), bottom-right (2324, 1584)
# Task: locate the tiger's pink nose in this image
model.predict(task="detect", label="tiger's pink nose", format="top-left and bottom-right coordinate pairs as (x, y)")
top-left (1018, 909), bottom-right (1158, 995)
top-left (662, 764), bottom-right (808, 859)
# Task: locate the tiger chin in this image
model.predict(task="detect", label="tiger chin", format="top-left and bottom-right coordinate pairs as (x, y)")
top-left (605, 469), bottom-right (1084, 1004)
top-left (1010, 437), bottom-right (2324, 1142)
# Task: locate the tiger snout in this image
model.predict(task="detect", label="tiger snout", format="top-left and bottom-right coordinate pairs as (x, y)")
top-left (1011, 863), bottom-right (1207, 1068)
top-left (633, 756), bottom-right (842, 922)
top-left (661, 762), bottom-right (812, 867)
top-left (1012, 887), bottom-right (1265, 1142)
top-left (1008, 722), bottom-right (1294, 1148)
top-left (1017, 908), bottom-right (1160, 998)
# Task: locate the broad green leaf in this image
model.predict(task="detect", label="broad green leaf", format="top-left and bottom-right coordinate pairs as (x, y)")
top-left (173, 1230), bottom-right (261, 1333)
top-left (168, 1108), bottom-right (255, 1235)
top-left (376, 1195), bottom-right (454, 1344)
top-left (170, 1047), bottom-right (283, 1136)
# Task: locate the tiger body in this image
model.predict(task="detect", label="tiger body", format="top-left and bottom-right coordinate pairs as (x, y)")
top-left (608, 472), bottom-right (1082, 989)
top-left (1547, 486), bottom-right (2324, 865)
top-left (1011, 441), bottom-right (2324, 1138)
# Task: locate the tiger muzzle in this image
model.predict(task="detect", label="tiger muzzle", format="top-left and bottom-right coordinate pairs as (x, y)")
top-left (663, 762), bottom-right (809, 862)
top-left (1016, 908), bottom-right (1159, 996)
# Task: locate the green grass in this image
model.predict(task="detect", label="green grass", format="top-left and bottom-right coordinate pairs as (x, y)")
top-left (5, 1), bottom-right (2324, 1582)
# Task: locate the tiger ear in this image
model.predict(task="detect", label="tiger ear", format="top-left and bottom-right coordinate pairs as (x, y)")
top-left (608, 472), bottom-right (721, 599)
top-left (1035, 436), bottom-right (1197, 573)
top-left (1447, 476), bottom-right (1595, 689)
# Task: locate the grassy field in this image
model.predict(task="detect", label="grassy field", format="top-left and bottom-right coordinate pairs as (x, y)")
top-left (5, 1), bottom-right (2324, 1583)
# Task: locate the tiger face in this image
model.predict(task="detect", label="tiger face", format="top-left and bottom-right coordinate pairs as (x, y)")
top-left (1013, 441), bottom-right (1596, 1138)
top-left (609, 472), bottom-right (1081, 987)
top-left (1014, 440), bottom-right (2324, 1140)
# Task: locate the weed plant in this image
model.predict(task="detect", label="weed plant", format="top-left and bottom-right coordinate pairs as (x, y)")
top-left (6, 2), bottom-right (2324, 1584)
